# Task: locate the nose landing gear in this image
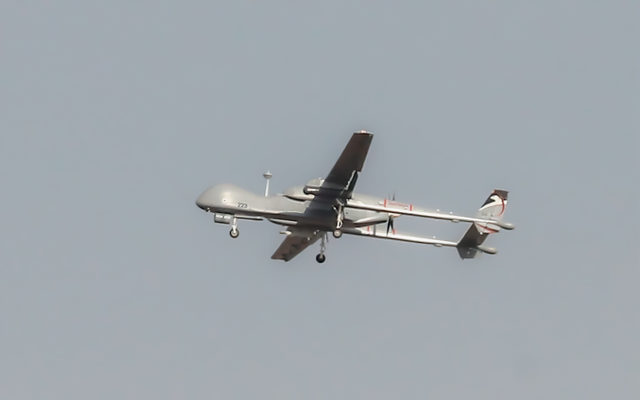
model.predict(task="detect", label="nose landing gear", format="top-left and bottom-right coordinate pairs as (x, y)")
top-left (229, 217), bottom-right (239, 238)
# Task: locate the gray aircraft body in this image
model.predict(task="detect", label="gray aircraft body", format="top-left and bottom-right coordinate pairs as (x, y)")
top-left (196, 131), bottom-right (514, 263)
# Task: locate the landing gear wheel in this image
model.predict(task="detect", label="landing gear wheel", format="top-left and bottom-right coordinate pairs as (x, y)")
top-left (316, 253), bottom-right (326, 263)
top-left (332, 229), bottom-right (342, 239)
top-left (229, 228), bottom-right (239, 238)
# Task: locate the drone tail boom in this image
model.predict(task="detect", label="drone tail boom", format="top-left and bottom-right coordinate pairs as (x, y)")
top-left (456, 189), bottom-right (509, 259)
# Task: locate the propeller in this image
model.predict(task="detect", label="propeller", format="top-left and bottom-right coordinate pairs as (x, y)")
top-left (386, 215), bottom-right (395, 235)
top-left (386, 192), bottom-right (396, 235)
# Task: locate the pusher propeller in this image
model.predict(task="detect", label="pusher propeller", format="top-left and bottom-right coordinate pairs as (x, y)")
top-left (386, 215), bottom-right (396, 235)
top-left (386, 193), bottom-right (397, 235)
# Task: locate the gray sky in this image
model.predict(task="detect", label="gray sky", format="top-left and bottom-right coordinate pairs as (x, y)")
top-left (1, 1), bottom-right (638, 399)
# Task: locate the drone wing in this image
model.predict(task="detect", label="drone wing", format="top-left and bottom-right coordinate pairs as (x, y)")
top-left (271, 228), bottom-right (323, 262)
top-left (311, 131), bottom-right (373, 199)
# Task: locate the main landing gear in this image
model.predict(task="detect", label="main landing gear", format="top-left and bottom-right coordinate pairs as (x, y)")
top-left (315, 233), bottom-right (328, 263)
top-left (333, 204), bottom-right (344, 238)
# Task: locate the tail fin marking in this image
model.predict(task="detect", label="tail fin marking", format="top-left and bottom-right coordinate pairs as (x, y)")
top-left (457, 190), bottom-right (509, 259)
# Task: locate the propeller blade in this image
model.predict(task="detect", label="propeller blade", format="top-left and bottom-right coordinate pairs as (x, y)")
top-left (387, 192), bottom-right (397, 235)
top-left (386, 216), bottom-right (395, 235)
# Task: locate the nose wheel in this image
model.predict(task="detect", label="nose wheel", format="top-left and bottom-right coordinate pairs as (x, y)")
top-left (316, 233), bottom-right (328, 263)
top-left (229, 217), bottom-right (239, 238)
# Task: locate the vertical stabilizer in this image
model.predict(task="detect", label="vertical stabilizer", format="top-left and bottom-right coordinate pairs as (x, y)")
top-left (457, 190), bottom-right (509, 259)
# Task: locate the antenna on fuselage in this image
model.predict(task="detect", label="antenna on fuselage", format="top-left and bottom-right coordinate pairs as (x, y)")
top-left (263, 171), bottom-right (272, 197)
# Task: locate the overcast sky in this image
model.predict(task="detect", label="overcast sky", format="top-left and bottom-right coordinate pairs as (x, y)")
top-left (1, 1), bottom-right (638, 399)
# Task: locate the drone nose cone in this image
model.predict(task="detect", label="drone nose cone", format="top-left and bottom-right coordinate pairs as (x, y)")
top-left (195, 190), bottom-right (212, 211)
top-left (195, 196), bottom-right (206, 210)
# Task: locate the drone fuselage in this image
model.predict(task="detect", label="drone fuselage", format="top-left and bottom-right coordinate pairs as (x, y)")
top-left (196, 183), bottom-right (389, 231)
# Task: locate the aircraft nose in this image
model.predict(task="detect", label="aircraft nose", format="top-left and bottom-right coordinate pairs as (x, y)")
top-left (195, 189), bottom-right (212, 211)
